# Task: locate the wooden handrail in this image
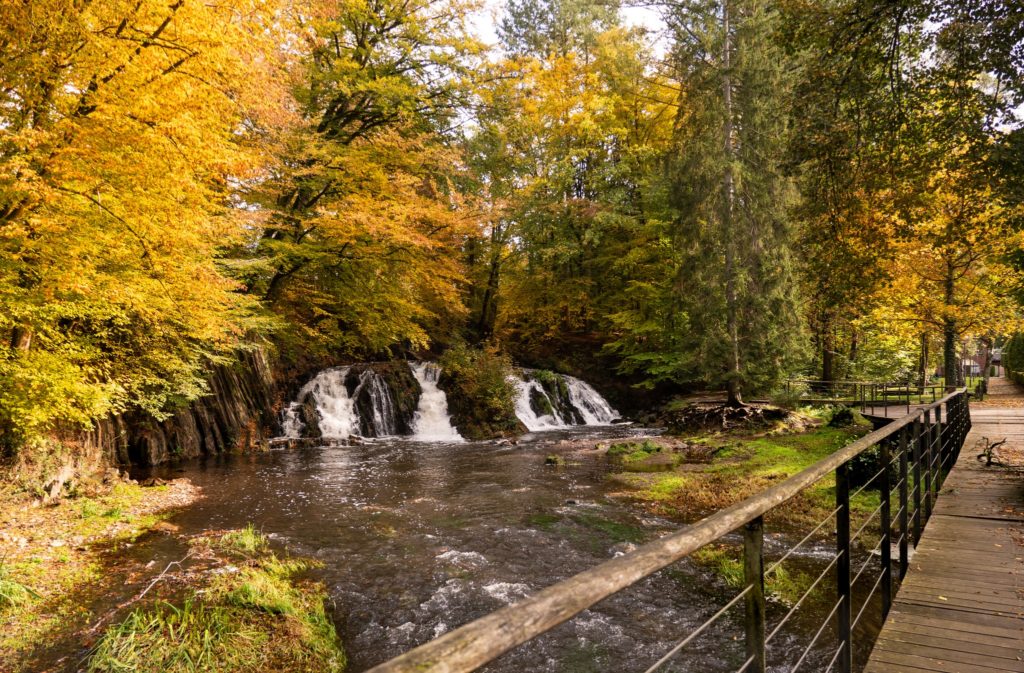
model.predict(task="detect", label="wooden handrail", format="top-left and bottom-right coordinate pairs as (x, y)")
top-left (367, 388), bottom-right (967, 673)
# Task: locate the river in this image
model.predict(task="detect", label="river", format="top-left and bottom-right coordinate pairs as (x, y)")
top-left (136, 425), bottom-right (883, 673)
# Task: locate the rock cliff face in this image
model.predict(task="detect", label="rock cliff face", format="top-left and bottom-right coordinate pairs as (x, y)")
top-left (79, 350), bottom-right (279, 466)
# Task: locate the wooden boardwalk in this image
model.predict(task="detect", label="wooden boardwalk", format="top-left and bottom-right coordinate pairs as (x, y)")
top-left (865, 378), bottom-right (1024, 673)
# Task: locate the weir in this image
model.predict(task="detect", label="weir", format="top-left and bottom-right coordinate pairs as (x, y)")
top-left (282, 363), bottom-right (619, 441)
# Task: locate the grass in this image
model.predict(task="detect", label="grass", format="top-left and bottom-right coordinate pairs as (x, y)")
top-left (688, 545), bottom-right (820, 607)
top-left (219, 524), bottom-right (268, 554)
top-left (87, 526), bottom-right (346, 673)
top-left (612, 419), bottom-right (879, 528)
top-left (0, 479), bottom-right (188, 672)
top-left (0, 562), bottom-right (38, 608)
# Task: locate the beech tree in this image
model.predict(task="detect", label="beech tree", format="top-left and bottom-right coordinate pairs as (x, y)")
top-left (0, 0), bottom-right (281, 443)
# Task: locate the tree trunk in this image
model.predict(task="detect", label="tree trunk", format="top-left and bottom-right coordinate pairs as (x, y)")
top-left (942, 260), bottom-right (957, 391)
top-left (981, 336), bottom-right (992, 395)
top-left (917, 332), bottom-right (929, 392)
top-left (722, 0), bottom-right (742, 408)
top-left (821, 319), bottom-right (834, 382)
top-left (10, 326), bottom-right (31, 351)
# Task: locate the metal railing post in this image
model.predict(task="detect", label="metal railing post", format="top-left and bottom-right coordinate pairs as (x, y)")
top-left (912, 419), bottom-right (923, 546)
top-left (836, 461), bottom-right (853, 673)
top-left (880, 438), bottom-right (892, 618)
top-left (898, 425), bottom-right (909, 579)
top-left (743, 517), bottom-right (766, 673)
top-left (934, 404), bottom-right (944, 491)
top-left (922, 408), bottom-right (933, 520)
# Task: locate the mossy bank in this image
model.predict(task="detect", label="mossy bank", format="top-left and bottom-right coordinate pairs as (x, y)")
top-left (0, 478), bottom-right (345, 673)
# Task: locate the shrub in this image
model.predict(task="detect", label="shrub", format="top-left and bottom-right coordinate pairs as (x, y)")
top-left (438, 344), bottom-right (522, 439)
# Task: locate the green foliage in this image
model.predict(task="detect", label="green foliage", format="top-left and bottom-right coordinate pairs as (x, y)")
top-left (438, 344), bottom-right (521, 439)
top-left (219, 524), bottom-right (268, 555)
top-left (87, 527), bottom-right (345, 673)
top-left (0, 562), bottom-right (37, 610)
top-left (1003, 334), bottom-right (1024, 374)
top-left (607, 440), bottom-right (662, 461)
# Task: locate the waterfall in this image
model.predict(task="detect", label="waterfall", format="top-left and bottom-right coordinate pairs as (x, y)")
top-left (512, 377), bottom-right (567, 431)
top-left (357, 368), bottom-right (398, 437)
top-left (512, 370), bottom-right (619, 431)
top-left (281, 366), bottom-right (402, 440)
top-left (282, 367), bottom-right (359, 439)
top-left (409, 363), bottom-right (464, 442)
top-left (282, 362), bottom-right (618, 441)
top-left (565, 375), bottom-right (619, 425)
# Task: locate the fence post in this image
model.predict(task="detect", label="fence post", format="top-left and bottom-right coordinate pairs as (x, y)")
top-left (933, 404), bottom-right (943, 495)
top-left (743, 517), bottom-right (766, 673)
top-left (922, 408), bottom-right (933, 521)
top-left (898, 425), bottom-right (909, 579)
top-left (836, 461), bottom-right (853, 673)
top-left (912, 419), bottom-right (923, 546)
top-left (880, 438), bottom-right (892, 618)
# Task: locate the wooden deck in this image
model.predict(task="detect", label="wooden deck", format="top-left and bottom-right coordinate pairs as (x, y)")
top-left (865, 378), bottom-right (1024, 673)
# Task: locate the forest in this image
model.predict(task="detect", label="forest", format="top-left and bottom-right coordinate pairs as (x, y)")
top-left (1, 1), bottom-right (1023, 672)
top-left (1, 0), bottom-right (1022, 454)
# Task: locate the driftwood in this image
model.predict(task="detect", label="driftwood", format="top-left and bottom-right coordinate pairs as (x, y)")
top-left (976, 436), bottom-right (1007, 466)
top-left (664, 403), bottom-right (789, 433)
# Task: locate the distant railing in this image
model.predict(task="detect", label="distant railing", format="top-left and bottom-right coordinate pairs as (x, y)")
top-left (785, 378), bottom-right (985, 417)
top-left (367, 389), bottom-right (972, 673)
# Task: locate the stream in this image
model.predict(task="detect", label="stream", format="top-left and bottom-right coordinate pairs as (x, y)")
top-left (137, 426), bottom-right (884, 673)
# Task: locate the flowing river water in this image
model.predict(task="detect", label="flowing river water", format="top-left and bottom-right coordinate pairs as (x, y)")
top-left (136, 425), bottom-right (885, 673)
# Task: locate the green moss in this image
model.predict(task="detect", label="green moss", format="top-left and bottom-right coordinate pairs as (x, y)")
top-left (615, 424), bottom-right (876, 528)
top-left (527, 513), bottom-right (561, 529)
top-left (570, 513), bottom-right (645, 543)
top-left (607, 440), bottom-right (667, 466)
top-left (87, 527), bottom-right (345, 673)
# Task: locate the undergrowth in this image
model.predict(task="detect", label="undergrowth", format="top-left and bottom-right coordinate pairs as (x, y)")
top-left (86, 525), bottom-right (346, 673)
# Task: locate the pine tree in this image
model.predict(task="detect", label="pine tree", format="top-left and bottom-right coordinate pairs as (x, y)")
top-left (668, 0), bottom-right (803, 405)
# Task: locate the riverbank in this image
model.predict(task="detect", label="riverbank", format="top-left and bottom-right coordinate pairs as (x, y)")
top-left (602, 408), bottom-right (878, 528)
top-left (0, 477), bottom-right (345, 672)
top-left (0, 477), bottom-right (201, 672)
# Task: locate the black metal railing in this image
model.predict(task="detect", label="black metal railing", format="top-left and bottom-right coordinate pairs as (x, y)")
top-left (366, 388), bottom-right (972, 673)
top-left (785, 378), bottom-right (984, 418)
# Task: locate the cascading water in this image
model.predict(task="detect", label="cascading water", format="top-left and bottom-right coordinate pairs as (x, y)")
top-left (513, 369), bottom-right (619, 431)
top-left (284, 367), bottom-right (359, 439)
top-left (282, 362), bottom-right (618, 440)
top-left (409, 363), bottom-right (464, 442)
top-left (512, 378), bottom-right (568, 431)
top-left (565, 375), bottom-right (619, 425)
top-left (359, 368), bottom-right (398, 437)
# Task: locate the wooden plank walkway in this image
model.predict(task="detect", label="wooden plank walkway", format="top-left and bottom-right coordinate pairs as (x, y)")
top-left (865, 378), bottom-right (1024, 673)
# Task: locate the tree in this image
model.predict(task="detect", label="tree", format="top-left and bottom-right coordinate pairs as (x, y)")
top-left (234, 0), bottom-right (481, 361)
top-left (667, 0), bottom-right (804, 405)
top-left (0, 0), bottom-right (281, 444)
